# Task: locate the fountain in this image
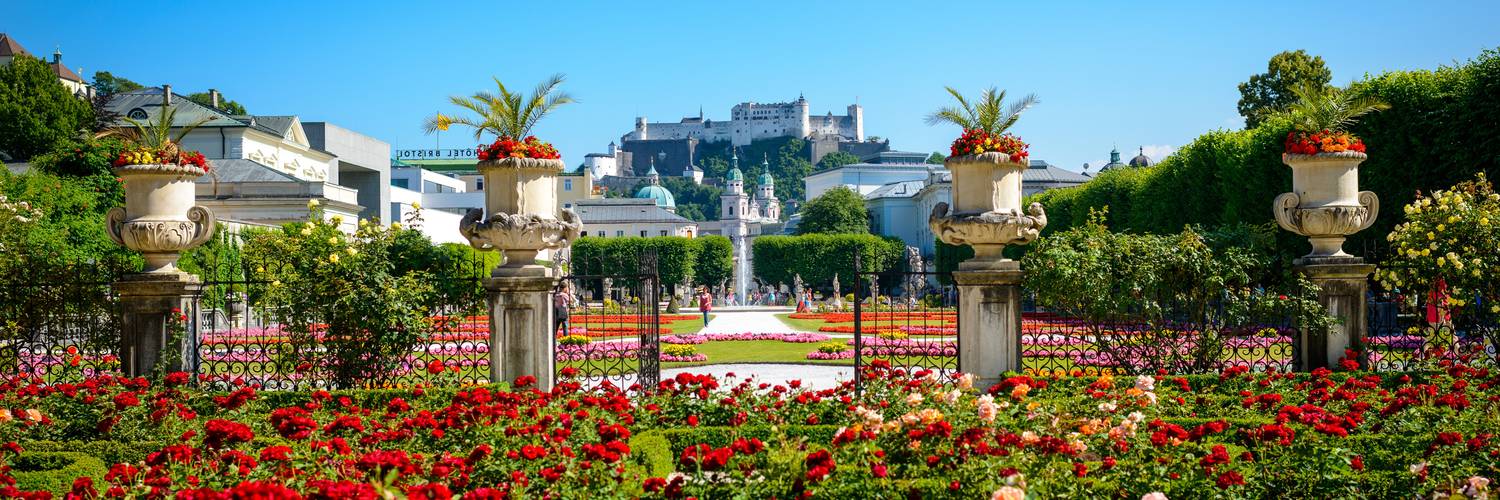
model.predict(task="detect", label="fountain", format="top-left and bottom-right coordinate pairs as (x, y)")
top-left (733, 235), bottom-right (750, 304)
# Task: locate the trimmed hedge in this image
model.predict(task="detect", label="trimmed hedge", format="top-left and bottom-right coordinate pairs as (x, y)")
top-left (751, 233), bottom-right (905, 289)
top-left (1028, 48), bottom-right (1500, 263)
top-left (10, 451), bottom-right (107, 495)
top-left (571, 236), bottom-right (734, 288)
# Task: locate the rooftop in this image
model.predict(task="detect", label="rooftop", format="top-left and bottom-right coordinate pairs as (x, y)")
top-left (574, 198), bottom-right (694, 224)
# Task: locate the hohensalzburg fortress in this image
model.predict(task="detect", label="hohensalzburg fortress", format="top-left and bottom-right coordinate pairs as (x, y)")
top-left (621, 95), bottom-right (863, 147)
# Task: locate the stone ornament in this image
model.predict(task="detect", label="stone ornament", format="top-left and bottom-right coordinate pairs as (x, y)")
top-left (1274, 151), bottom-right (1378, 261)
top-left (461, 157), bottom-right (582, 271)
top-left (106, 164), bottom-right (215, 274)
top-left (930, 152), bottom-right (1047, 269)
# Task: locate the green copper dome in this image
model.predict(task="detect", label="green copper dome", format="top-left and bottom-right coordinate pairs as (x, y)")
top-left (635, 184), bottom-right (676, 208)
top-left (727, 167), bottom-right (744, 182)
top-left (757, 172), bottom-right (774, 186)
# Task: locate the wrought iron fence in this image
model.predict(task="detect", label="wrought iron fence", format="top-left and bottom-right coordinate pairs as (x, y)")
top-left (1021, 293), bottom-right (1302, 376)
top-left (852, 252), bottom-right (959, 391)
top-left (1365, 278), bottom-right (1499, 371)
top-left (555, 250), bottom-right (661, 392)
top-left (0, 267), bottom-right (126, 383)
top-left (186, 229), bottom-right (492, 390)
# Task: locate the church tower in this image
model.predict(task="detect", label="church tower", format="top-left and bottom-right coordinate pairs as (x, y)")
top-left (721, 148), bottom-right (747, 219)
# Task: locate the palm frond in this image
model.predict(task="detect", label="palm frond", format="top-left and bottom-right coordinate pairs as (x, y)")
top-left (928, 85), bottom-right (1038, 135)
top-left (425, 74), bottom-right (574, 140)
top-left (1288, 82), bottom-right (1388, 132)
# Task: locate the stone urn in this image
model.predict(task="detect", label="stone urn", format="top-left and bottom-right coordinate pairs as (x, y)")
top-left (929, 152), bottom-right (1047, 270)
top-left (460, 157), bottom-right (582, 274)
top-left (105, 164), bottom-right (216, 274)
top-left (1273, 152), bottom-right (1378, 263)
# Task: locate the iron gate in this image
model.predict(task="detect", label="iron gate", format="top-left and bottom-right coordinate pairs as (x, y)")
top-left (555, 250), bottom-right (661, 392)
top-left (852, 251), bottom-right (959, 391)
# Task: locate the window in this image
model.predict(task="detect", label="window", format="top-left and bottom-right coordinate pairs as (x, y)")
top-left (392, 179), bottom-right (409, 189)
top-left (476, 178), bottom-right (484, 190)
top-left (598, 231), bottom-right (605, 237)
top-left (660, 230), bottom-right (668, 236)
top-left (616, 230), bottom-right (624, 237)
top-left (640, 230), bottom-right (648, 237)
top-left (564, 179), bottom-right (573, 191)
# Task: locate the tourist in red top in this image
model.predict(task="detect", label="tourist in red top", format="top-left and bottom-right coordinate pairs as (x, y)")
top-left (697, 287), bottom-right (713, 326)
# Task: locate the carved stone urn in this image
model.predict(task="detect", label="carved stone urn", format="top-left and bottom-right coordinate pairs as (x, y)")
top-left (106, 164), bottom-right (216, 274)
top-left (1273, 152), bottom-right (1378, 263)
top-left (460, 157), bottom-right (582, 273)
top-left (929, 152), bottom-right (1047, 270)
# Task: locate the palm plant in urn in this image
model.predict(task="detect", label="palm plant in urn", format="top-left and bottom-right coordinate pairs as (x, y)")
top-left (1275, 83), bottom-right (1389, 263)
top-left (925, 86), bottom-right (1046, 269)
top-left (102, 90), bottom-right (215, 274)
top-left (425, 74), bottom-right (582, 274)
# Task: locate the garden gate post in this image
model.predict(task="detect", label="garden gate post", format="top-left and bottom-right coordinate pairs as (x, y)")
top-left (953, 262), bottom-right (1024, 390)
top-left (1296, 262), bottom-right (1375, 369)
top-left (485, 267), bottom-right (560, 391)
top-left (115, 273), bottom-right (201, 377)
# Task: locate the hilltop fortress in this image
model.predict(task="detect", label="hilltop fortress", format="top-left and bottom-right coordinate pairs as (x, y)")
top-left (622, 94), bottom-right (863, 146)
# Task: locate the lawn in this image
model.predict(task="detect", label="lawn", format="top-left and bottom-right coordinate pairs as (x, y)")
top-left (774, 313), bottom-right (830, 332)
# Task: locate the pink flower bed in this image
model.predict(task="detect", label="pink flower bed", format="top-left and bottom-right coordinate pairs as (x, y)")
top-left (805, 350), bottom-right (855, 360)
top-left (662, 333), bottom-right (831, 344)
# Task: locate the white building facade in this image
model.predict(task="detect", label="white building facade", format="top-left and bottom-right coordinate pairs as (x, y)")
top-left (622, 95), bottom-right (863, 147)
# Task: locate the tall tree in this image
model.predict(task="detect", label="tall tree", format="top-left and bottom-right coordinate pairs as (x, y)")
top-left (0, 56), bottom-right (94, 160)
top-left (424, 74), bottom-right (576, 139)
top-left (797, 186), bottom-right (868, 235)
top-left (815, 151), bottom-right (860, 172)
top-left (90, 71), bottom-right (141, 96)
top-left (187, 92), bottom-right (248, 115)
top-left (1237, 50), bottom-right (1332, 129)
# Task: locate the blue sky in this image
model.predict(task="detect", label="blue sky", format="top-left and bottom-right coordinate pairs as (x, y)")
top-left (9, 1), bottom-right (1499, 172)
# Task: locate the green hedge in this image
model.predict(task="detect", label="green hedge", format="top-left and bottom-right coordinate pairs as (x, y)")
top-left (1028, 48), bottom-right (1500, 262)
top-left (751, 234), bottom-right (905, 288)
top-left (10, 451), bottom-right (108, 495)
top-left (572, 236), bottom-right (734, 288)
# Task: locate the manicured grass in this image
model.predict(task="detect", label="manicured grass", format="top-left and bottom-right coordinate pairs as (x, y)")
top-left (667, 315), bottom-right (713, 335)
top-left (774, 314), bottom-right (829, 333)
top-left (664, 340), bottom-right (851, 368)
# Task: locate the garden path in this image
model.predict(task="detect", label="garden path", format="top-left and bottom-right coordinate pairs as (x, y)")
top-left (665, 307), bottom-right (852, 389)
top-left (699, 307), bottom-right (809, 334)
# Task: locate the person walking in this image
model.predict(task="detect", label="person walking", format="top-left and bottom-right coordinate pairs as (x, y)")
top-left (554, 281), bottom-right (573, 336)
top-left (696, 287), bottom-right (713, 326)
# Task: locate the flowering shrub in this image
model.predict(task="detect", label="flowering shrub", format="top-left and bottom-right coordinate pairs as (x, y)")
top-left (816, 341), bottom-right (850, 354)
top-left (245, 204), bottom-right (436, 388)
top-left (0, 364), bottom-right (1495, 498)
top-left (1380, 174), bottom-right (1500, 312)
top-left (1284, 130), bottom-right (1367, 155)
top-left (111, 146), bottom-right (209, 170)
top-left (476, 135), bottom-right (561, 161)
top-left (557, 335), bottom-right (591, 347)
top-left (662, 345), bottom-right (698, 358)
top-left (948, 128), bottom-right (1029, 163)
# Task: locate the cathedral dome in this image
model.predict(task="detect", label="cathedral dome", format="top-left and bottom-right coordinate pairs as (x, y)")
top-left (635, 184), bottom-right (676, 208)
top-left (727, 167), bottom-right (744, 182)
top-left (757, 172), bottom-right (774, 186)
top-left (1128, 147), bottom-right (1153, 167)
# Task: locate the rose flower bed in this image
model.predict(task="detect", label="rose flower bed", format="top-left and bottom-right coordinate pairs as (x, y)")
top-left (0, 360), bottom-right (1495, 498)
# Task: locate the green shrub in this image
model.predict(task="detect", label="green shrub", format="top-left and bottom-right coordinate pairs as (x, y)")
top-left (10, 451), bottom-right (108, 495)
top-left (752, 234), bottom-right (904, 288)
top-left (627, 431), bottom-right (674, 477)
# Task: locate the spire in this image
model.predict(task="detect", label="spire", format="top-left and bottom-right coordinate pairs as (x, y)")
top-left (1109, 146), bottom-right (1121, 164)
top-left (762, 152), bottom-right (769, 167)
top-left (699, 105), bottom-right (703, 120)
top-left (731, 148), bottom-right (739, 170)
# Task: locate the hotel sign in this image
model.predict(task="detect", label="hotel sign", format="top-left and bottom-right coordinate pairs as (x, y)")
top-left (394, 148), bottom-right (478, 160)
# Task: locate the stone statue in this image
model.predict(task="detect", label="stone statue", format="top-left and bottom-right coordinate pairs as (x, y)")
top-left (830, 274), bottom-right (843, 309)
top-left (792, 274), bottom-right (804, 299)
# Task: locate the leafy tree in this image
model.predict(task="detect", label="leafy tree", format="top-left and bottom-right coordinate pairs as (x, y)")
top-left (1237, 50), bottom-right (1332, 129)
top-left (0, 55), bottom-right (94, 160)
top-left (692, 235), bottom-right (733, 288)
top-left (797, 186), bottom-right (868, 235)
top-left (752, 233), bottom-right (904, 289)
top-left (424, 74), bottom-right (575, 139)
top-left (926, 152), bottom-right (947, 164)
top-left (186, 92), bottom-right (248, 115)
top-left (90, 71), bottom-right (142, 96)
top-left (815, 151), bottom-right (860, 172)
top-left (926, 86), bottom-right (1038, 135)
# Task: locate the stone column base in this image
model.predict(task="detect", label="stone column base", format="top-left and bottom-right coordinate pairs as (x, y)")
top-left (485, 266), bottom-right (560, 390)
top-left (953, 261), bottom-right (1025, 390)
top-left (114, 272), bottom-right (201, 377)
top-left (1296, 261), bottom-right (1376, 370)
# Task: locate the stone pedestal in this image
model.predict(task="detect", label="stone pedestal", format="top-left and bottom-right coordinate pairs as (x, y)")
top-left (954, 263), bottom-right (1025, 389)
top-left (1296, 260), bottom-right (1375, 370)
top-left (484, 267), bottom-right (560, 390)
top-left (115, 272), bottom-right (201, 377)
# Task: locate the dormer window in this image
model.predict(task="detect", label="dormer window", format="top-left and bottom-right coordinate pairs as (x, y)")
top-left (127, 108), bottom-right (148, 120)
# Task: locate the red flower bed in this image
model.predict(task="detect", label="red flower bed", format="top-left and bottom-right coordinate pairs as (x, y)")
top-left (1284, 130), bottom-right (1367, 155)
top-left (950, 128), bottom-right (1029, 162)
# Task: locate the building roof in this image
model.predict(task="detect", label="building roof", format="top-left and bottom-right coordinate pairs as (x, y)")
top-left (195, 159), bottom-right (300, 183)
top-left (865, 180), bottom-right (924, 200)
top-left (48, 60), bottom-right (83, 83)
top-left (0, 34), bottom-right (28, 57)
top-left (241, 115), bottom-right (297, 136)
top-left (634, 184), bottom-right (676, 208)
top-left (1128, 147), bottom-right (1153, 167)
top-left (1024, 160), bottom-right (1092, 183)
top-left (105, 88), bottom-right (256, 129)
top-left (727, 167), bottom-right (744, 182)
top-left (574, 198), bottom-right (693, 224)
top-left (757, 171), bottom-right (774, 186)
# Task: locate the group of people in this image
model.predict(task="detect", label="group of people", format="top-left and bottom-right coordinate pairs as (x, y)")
top-left (552, 284), bottom-right (830, 333)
